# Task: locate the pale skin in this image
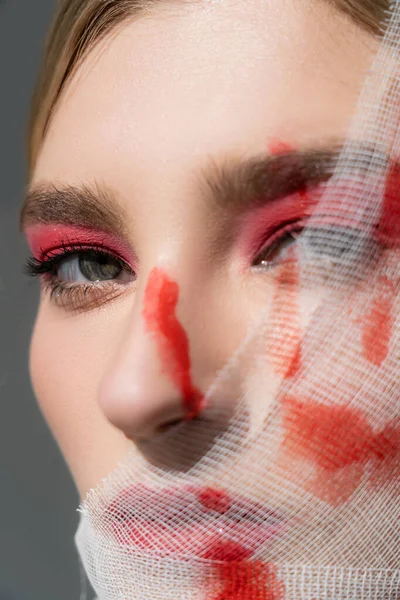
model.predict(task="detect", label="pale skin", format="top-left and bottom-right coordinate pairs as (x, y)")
top-left (25, 0), bottom-right (378, 506)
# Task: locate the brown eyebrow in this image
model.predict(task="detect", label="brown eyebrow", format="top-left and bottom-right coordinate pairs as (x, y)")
top-left (200, 146), bottom-right (341, 213)
top-left (20, 146), bottom-right (343, 236)
top-left (19, 182), bottom-right (130, 235)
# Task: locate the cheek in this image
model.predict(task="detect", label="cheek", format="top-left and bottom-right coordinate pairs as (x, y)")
top-left (29, 308), bottom-right (130, 498)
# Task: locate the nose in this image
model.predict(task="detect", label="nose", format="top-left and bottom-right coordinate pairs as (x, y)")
top-left (98, 267), bottom-right (205, 441)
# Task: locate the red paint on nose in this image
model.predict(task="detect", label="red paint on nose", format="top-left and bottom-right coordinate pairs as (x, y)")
top-left (142, 267), bottom-right (204, 420)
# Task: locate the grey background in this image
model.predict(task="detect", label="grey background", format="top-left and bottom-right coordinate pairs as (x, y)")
top-left (0, 2), bottom-right (88, 599)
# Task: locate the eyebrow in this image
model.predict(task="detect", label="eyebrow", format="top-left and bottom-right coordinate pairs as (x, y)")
top-left (20, 145), bottom-right (343, 235)
top-left (20, 182), bottom-right (130, 235)
top-left (200, 146), bottom-right (341, 212)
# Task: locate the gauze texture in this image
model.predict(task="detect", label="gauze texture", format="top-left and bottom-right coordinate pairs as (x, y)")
top-left (75, 2), bottom-right (400, 598)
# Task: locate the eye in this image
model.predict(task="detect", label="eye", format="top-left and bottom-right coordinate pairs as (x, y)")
top-left (252, 224), bottom-right (379, 275)
top-left (24, 246), bottom-right (137, 312)
top-left (253, 229), bottom-right (300, 269)
top-left (57, 250), bottom-right (132, 284)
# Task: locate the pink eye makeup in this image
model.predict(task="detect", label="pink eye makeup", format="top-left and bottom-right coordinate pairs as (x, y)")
top-left (25, 224), bottom-right (136, 264)
top-left (24, 224), bottom-right (137, 312)
top-left (242, 187), bottom-right (321, 263)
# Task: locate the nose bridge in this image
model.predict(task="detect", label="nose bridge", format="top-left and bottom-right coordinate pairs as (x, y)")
top-left (98, 265), bottom-right (206, 440)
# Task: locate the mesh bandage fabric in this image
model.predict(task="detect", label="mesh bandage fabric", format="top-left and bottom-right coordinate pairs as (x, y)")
top-left (75, 3), bottom-right (400, 599)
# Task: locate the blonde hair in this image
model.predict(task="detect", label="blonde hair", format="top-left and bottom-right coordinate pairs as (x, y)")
top-left (28, 0), bottom-right (389, 177)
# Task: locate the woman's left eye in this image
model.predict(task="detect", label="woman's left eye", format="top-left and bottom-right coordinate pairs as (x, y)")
top-left (253, 230), bottom-right (300, 268)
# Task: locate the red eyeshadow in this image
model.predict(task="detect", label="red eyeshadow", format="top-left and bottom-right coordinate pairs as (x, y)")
top-left (25, 224), bottom-right (136, 264)
top-left (240, 188), bottom-right (322, 261)
top-left (142, 267), bottom-right (204, 419)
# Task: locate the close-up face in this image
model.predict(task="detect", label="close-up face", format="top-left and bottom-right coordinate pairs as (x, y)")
top-left (20, 0), bottom-right (400, 597)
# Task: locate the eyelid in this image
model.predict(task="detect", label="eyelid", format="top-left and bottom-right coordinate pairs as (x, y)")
top-left (41, 240), bottom-right (133, 266)
top-left (25, 224), bottom-right (137, 267)
top-left (239, 188), bottom-right (321, 261)
top-left (252, 220), bottom-right (307, 264)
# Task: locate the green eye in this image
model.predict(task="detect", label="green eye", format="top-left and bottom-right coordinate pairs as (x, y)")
top-left (79, 253), bottom-right (122, 282)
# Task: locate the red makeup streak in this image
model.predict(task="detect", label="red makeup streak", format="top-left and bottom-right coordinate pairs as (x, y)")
top-left (270, 252), bottom-right (302, 380)
top-left (362, 276), bottom-right (395, 366)
top-left (211, 559), bottom-right (285, 600)
top-left (142, 267), bottom-right (204, 419)
top-left (281, 397), bottom-right (400, 505)
top-left (25, 224), bottom-right (135, 263)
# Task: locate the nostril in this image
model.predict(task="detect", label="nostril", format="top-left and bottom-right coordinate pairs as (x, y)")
top-left (122, 418), bottom-right (185, 443)
top-left (156, 418), bottom-right (184, 435)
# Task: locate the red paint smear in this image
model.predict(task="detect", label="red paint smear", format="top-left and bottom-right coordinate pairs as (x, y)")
top-left (376, 160), bottom-right (400, 248)
top-left (282, 397), bottom-right (400, 504)
top-left (196, 487), bottom-right (232, 514)
top-left (270, 252), bottom-right (302, 380)
top-left (142, 267), bottom-right (204, 419)
top-left (25, 224), bottom-right (135, 264)
top-left (362, 276), bottom-right (395, 367)
top-left (112, 516), bottom-right (282, 558)
top-left (268, 140), bottom-right (295, 155)
top-left (212, 560), bottom-right (285, 600)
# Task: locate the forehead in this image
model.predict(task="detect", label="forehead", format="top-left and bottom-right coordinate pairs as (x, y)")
top-left (33, 0), bottom-right (376, 190)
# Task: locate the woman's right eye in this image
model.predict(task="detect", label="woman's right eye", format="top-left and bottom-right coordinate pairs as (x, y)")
top-left (24, 247), bottom-right (137, 312)
top-left (57, 251), bottom-right (134, 284)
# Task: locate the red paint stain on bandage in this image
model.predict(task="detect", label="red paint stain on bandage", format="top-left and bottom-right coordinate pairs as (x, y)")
top-left (143, 267), bottom-right (204, 419)
top-left (362, 276), bottom-right (395, 367)
top-left (270, 252), bottom-right (302, 380)
top-left (196, 487), bottom-right (232, 514)
top-left (210, 557), bottom-right (285, 600)
top-left (376, 160), bottom-right (400, 248)
top-left (281, 397), bottom-right (400, 504)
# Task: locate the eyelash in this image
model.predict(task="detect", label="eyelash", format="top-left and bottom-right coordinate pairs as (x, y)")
top-left (24, 242), bottom-right (136, 312)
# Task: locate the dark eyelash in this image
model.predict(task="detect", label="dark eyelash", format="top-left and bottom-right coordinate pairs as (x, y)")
top-left (23, 245), bottom-right (129, 278)
top-left (41, 279), bottom-right (122, 311)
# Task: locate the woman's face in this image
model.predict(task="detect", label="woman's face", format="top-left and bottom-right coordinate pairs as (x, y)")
top-left (24, 0), bottom-right (378, 501)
